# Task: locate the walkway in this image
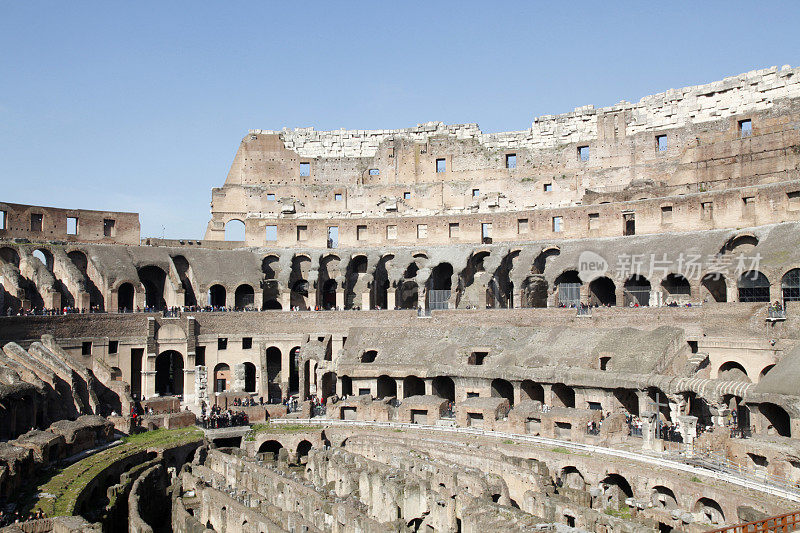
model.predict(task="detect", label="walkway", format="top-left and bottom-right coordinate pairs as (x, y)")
top-left (270, 418), bottom-right (800, 503)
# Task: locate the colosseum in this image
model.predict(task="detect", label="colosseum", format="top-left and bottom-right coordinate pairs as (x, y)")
top-left (1, 65), bottom-right (800, 532)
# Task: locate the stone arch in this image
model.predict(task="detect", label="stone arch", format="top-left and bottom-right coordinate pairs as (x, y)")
top-left (491, 378), bottom-right (514, 406)
top-left (589, 276), bottom-right (616, 306)
top-left (721, 233), bottom-right (758, 254)
top-left (623, 275), bottom-right (650, 306)
top-left (613, 388), bottom-right (639, 416)
top-left (521, 380), bottom-right (544, 403)
top-left (781, 268), bottom-right (800, 302)
top-left (600, 473), bottom-right (634, 504)
top-left (532, 246), bottom-right (560, 275)
top-left (361, 349), bottom-right (378, 363)
top-left (208, 284), bottom-right (226, 308)
top-left (759, 402), bottom-right (791, 437)
top-left (257, 440), bottom-right (283, 461)
top-left (552, 383), bottom-right (575, 408)
top-left (0, 247), bottom-right (20, 266)
top-left (344, 255), bottom-right (368, 309)
top-left (432, 376), bottom-right (455, 402)
top-left (694, 497), bottom-right (724, 524)
top-left (110, 367), bottom-right (122, 381)
top-left (560, 466), bottom-right (585, 490)
top-left (701, 272), bottom-right (728, 302)
top-left (171, 255), bottom-right (197, 306)
top-left (296, 440), bottom-right (312, 464)
top-left (289, 347), bottom-right (300, 394)
top-left (661, 273), bottom-right (690, 299)
top-left (155, 350), bottom-right (184, 396)
top-left (717, 361), bottom-right (750, 383)
top-left (32, 248), bottom-right (52, 270)
top-left (137, 265), bottom-right (167, 309)
top-left (376, 375), bottom-right (397, 399)
top-left (224, 219), bottom-right (245, 241)
top-left (396, 280), bottom-right (419, 309)
top-left (650, 485), bottom-right (678, 510)
top-left (759, 364), bottom-right (775, 378)
top-left (403, 376), bottom-right (425, 398)
top-left (554, 270), bottom-right (582, 306)
top-left (234, 284), bottom-right (255, 310)
top-left (427, 263), bottom-right (453, 309)
top-left (243, 362), bottom-right (257, 393)
top-left (117, 282), bottom-right (135, 312)
top-left (738, 270), bottom-right (770, 302)
top-left (340, 375), bottom-right (353, 396)
top-left (213, 363), bottom-right (230, 393)
top-left (321, 372), bottom-right (337, 399)
top-left (371, 254), bottom-right (393, 309)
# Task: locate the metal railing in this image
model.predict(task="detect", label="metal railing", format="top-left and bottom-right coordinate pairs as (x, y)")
top-left (268, 418), bottom-right (800, 502)
top-left (767, 305), bottom-right (787, 320)
top-left (688, 446), bottom-right (798, 495)
top-left (705, 510), bottom-right (800, 533)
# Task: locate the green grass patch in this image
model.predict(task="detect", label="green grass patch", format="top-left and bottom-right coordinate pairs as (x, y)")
top-left (604, 506), bottom-right (633, 519)
top-left (550, 446), bottom-right (571, 454)
top-left (29, 427), bottom-right (202, 517)
top-left (690, 475), bottom-right (702, 483)
top-left (502, 439), bottom-right (514, 445)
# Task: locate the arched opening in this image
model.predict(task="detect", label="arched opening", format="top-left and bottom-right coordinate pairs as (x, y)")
top-left (701, 273), bottom-right (728, 302)
top-left (759, 403), bottom-right (791, 437)
top-left (371, 255), bottom-right (392, 310)
top-left (117, 283), bottom-right (134, 312)
top-left (0, 247), bottom-right (20, 267)
top-left (624, 275), bottom-right (650, 306)
top-left (589, 276), bottom-right (616, 306)
top-left (651, 486), bottom-right (678, 510)
top-left (234, 284), bottom-right (255, 310)
top-left (296, 440), bottom-right (312, 464)
top-left (67, 250), bottom-right (103, 309)
top-left (661, 273), bottom-right (691, 299)
top-left (289, 347), bottom-right (300, 394)
top-left (521, 380), bottom-right (544, 403)
top-left (554, 270), bottom-right (582, 307)
top-left (321, 279), bottom-right (338, 309)
top-left (760, 364), bottom-right (775, 379)
top-left (738, 271), bottom-right (770, 302)
top-left (600, 473), bottom-right (634, 506)
top-left (171, 255), bottom-right (197, 306)
top-left (291, 279), bottom-right (309, 310)
top-left (321, 372), bottom-right (337, 399)
top-left (257, 440), bottom-right (283, 461)
top-left (614, 388), bottom-right (639, 416)
top-left (717, 361), bottom-right (750, 383)
top-left (722, 233), bottom-right (758, 254)
top-left (427, 263), bottom-right (453, 310)
top-left (340, 375), bottom-right (353, 397)
top-left (208, 284), bottom-right (226, 308)
top-left (782, 268), bottom-right (800, 302)
top-left (552, 383), bottom-right (575, 408)
top-left (32, 249), bottom-right (51, 270)
top-left (397, 280), bottom-right (418, 309)
top-left (344, 255), bottom-right (368, 309)
top-left (155, 350), bottom-right (184, 396)
top-left (266, 347), bottom-right (282, 402)
top-left (432, 376), bottom-right (455, 402)
top-left (532, 247), bottom-right (560, 275)
top-left (137, 265), bottom-right (167, 309)
top-left (110, 367), bottom-right (122, 381)
top-left (724, 395), bottom-right (750, 430)
top-left (491, 378), bottom-right (514, 406)
top-left (243, 362), bottom-right (257, 393)
top-left (213, 363), bottom-right (230, 393)
top-left (560, 466), bottom-right (585, 490)
top-left (403, 376), bottom-right (425, 398)
top-left (376, 375), bottom-right (397, 399)
top-left (694, 497), bottom-right (725, 524)
top-left (224, 219), bottom-right (245, 241)
top-left (302, 359), bottom-right (316, 398)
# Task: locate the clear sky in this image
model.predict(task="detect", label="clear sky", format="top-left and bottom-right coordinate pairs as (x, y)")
top-left (1, 1), bottom-right (798, 239)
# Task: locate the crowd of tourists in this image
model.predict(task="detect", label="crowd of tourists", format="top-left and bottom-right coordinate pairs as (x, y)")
top-left (4, 305), bottom-right (103, 316)
top-left (0, 509), bottom-right (46, 527)
top-left (199, 404), bottom-right (250, 429)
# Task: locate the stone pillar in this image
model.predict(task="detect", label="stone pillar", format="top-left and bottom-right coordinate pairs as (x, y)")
top-left (677, 415), bottom-right (698, 457)
top-left (361, 291), bottom-right (370, 310)
top-left (615, 286), bottom-right (625, 307)
top-left (641, 411), bottom-right (663, 452)
top-left (233, 363), bottom-right (246, 392)
top-left (254, 290), bottom-right (263, 311)
top-left (636, 390), bottom-right (649, 416)
top-left (418, 288), bottom-right (426, 310)
top-left (183, 366), bottom-right (195, 402)
top-left (512, 290), bottom-right (522, 309)
top-left (425, 379), bottom-right (433, 396)
top-left (142, 366), bottom-right (156, 399)
top-left (396, 379), bottom-right (405, 400)
top-left (195, 365), bottom-right (208, 407)
top-left (281, 291), bottom-right (291, 310)
top-left (542, 383), bottom-right (554, 407)
top-left (513, 382), bottom-right (522, 406)
top-left (386, 290), bottom-right (396, 310)
top-left (336, 289), bottom-right (344, 310)
top-left (77, 291), bottom-right (91, 311)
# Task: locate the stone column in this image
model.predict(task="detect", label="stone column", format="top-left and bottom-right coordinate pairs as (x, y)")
top-left (641, 411), bottom-right (663, 452)
top-left (542, 383), bottom-right (554, 407)
top-left (361, 291), bottom-right (370, 310)
top-left (677, 415), bottom-right (698, 457)
top-left (386, 290), bottom-right (396, 310)
top-left (513, 382), bottom-right (522, 406)
top-left (336, 289), bottom-right (344, 310)
top-left (281, 291), bottom-right (291, 310)
top-left (233, 363), bottom-right (246, 392)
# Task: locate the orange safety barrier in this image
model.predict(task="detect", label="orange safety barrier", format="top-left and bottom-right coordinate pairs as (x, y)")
top-left (706, 510), bottom-right (800, 533)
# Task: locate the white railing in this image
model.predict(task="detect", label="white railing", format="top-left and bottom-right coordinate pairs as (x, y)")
top-left (268, 418), bottom-right (800, 503)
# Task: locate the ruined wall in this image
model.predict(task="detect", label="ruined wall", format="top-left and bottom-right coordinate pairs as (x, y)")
top-left (0, 203), bottom-right (140, 245)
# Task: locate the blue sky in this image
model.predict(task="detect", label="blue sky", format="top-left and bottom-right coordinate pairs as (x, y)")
top-left (1, 1), bottom-right (798, 238)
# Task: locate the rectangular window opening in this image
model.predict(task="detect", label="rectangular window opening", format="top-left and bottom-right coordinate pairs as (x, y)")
top-left (108, 340), bottom-right (118, 354)
top-left (543, 183), bottom-right (553, 192)
top-left (578, 145), bottom-right (590, 162)
top-left (661, 205), bottom-right (673, 223)
top-left (386, 225), bottom-right (397, 240)
top-left (242, 337), bottom-right (253, 350)
top-left (739, 119), bottom-right (752, 138)
top-left (417, 224), bottom-right (428, 239)
top-left (103, 218), bottom-right (116, 237)
top-left (701, 202), bottom-right (714, 220)
top-left (299, 162), bottom-right (311, 176)
top-left (468, 351), bottom-right (488, 365)
top-left (552, 216), bottom-right (563, 233)
top-left (481, 222), bottom-right (492, 243)
top-left (265, 225), bottom-right (277, 242)
top-left (66, 217), bottom-right (78, 235)
top-left (449, 222), bottom-right (460, 238)
top-left (81, 341), bottom-right (92, 356)
top-left (195, 346), bottom-right (206, 366)
top-left (788, 191), bottom-right (800, 210)
top-left (356, 225), bottom-right (367, 241)
top-left (334, 193), bottom-right (343, 201)
top-left (30, 213), bottom-right (43, 232)
top-left (368, 168), bottom-right (380, 176)
top-left (505, 153), bottom-right (517, 169)
top-left (517, 218), bottom-right (529, 234)
top-left (623, 213), bottom-right (636, 236)
top-left (218, 338), bottom-right (228, 350)
top-left (403, 192), bottom-right (411, 200)
top-left (266, 193), bottom-right (275, 201)
top-left (296, 225), bottom-right (308, 241)
top-left (472, 188), bottom-right (480, 197)
top-left (327, 226), bottom-right (339, 248)
top-left (588, 212), bottom-right (600, 231)
top-left (436, 158), bottom-right (446, 173)
top-left (742, 196), bottom-right (755, 217)
top-left (656, 134), bottom-right (668, 152)
top-left (0, 210), bottom-right (6, 230)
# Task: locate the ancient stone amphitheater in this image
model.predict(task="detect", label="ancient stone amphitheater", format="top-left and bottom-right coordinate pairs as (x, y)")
top-left (2, 65), bottom-right (800, 532)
